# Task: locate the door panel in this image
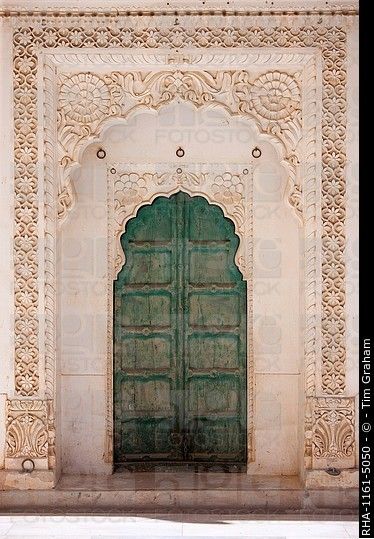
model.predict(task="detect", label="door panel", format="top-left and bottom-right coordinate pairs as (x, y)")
top-left (114, 196), bottom-right (180, 461)
top-left (189, 250), bottom-right (233, 283)
top-left (188, 335), bottom-right (240, 369)
top-left (114, 191), bottom-right (247, 464)
top-left (120, 336), bottom-right (172, 370)
top-left (126, 251), bottom-right (172, 283)
top-left (188, 293), bottom-right (241, 327)
top-left (183, 195), bottom-right (247, 462)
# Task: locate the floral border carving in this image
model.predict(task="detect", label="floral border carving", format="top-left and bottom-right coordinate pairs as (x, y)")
top-left (8, 18), bottom-right (349, 471)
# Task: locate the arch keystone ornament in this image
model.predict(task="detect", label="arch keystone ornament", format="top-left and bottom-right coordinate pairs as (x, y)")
top-left (3, 15), bottom-right (355, 483)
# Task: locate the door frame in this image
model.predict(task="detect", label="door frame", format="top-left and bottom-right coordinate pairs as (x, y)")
top-left (113, 190), bottom-right (249, 465)
top-left (107, 163), bottom-right (255, 467)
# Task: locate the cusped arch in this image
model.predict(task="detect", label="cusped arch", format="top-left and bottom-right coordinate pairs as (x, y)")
top-left (117, 190), bottom-right (245, 278)
top-left (57, 69), bottom-right (303, 226)
top-left (112, 168), bottom-right (252, 281)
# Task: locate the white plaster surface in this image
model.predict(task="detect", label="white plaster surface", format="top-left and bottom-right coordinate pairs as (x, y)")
top-left (249, 374), bottom-right (299, 475)
top-left (58, 153), bottom-right (109, 474)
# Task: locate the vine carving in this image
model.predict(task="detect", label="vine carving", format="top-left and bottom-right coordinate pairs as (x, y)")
top-left (57, 68), bottom-right (302, 225)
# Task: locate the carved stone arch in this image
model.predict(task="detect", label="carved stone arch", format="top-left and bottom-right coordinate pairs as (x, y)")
top-left (110, 165), bottom-right (253, 281)
top-left (55, 66), bottom-right (305, 465)
top-left (57, 69), bottom-right (304, 227)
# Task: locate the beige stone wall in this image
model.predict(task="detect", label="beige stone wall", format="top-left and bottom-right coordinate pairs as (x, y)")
top-left (0, 2), bottom-right (359, 491)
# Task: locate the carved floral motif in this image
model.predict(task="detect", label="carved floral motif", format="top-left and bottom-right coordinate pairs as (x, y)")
top-left (60, 73), bottom-right (111, 124)
top-left (251, 71), bottom-right (301, 121)
top-left (57, 69), bottom-right (302, 226)
top-left (115, 173), bottom-right (148, 205)
top-left (312, 397), bottom-right (355, 468)
top-left (157, 170), bottom-right (204, 187)
top-left (6, 400), bottom-right (49, 459)
top-left (212, 173), bottom-right (244, 205)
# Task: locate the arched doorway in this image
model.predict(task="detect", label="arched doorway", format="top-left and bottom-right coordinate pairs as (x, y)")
top-left (114, 191), bottom-right (247, 466)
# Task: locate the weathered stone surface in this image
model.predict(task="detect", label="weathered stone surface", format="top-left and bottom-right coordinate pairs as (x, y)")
top-left (0, 2), bottom-right (358, 501)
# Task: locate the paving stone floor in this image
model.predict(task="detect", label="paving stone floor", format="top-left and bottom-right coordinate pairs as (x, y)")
top-left (0, 515), bottom-right (359, 538)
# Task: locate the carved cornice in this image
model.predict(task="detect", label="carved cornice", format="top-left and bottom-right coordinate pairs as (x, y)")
top-left (0, 1), bottom-right (359, 18)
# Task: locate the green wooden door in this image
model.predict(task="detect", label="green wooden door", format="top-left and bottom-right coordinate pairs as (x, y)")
top-left (114, 192), bottom-right (247, 464)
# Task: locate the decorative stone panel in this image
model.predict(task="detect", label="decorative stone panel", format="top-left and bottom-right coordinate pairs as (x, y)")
top-left (5, 399), bottom-right (55, 471)
top-left (311, 397), bottom-right (355, 469)
top-left (33, 47), bottom-right (320, 469)
top-left (57, 68), bottom-right (303, 225)
top-left (11, 19), bottom-right (347, 404)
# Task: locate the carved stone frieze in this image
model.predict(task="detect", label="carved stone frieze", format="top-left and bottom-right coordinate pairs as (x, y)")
top-left (57, 68), bottom-right (303, 226)
top-left (311, 397), bottom-right (355, 469)
top-left (0, 3), bottom-right (359, 18)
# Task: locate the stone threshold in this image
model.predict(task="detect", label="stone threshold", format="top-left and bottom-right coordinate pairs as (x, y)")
top-left (0, 472), bottom-right (358, 515)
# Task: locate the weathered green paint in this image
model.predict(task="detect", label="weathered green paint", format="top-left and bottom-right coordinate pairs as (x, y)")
top-left (114, 192), bottom-right (247, 463)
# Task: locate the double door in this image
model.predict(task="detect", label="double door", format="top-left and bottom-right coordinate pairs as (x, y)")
top-left (114, 191), bottom-right (247, 464)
